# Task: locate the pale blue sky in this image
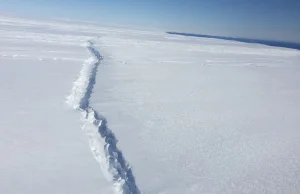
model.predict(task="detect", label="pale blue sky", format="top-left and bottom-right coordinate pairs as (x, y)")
top-left (1, 0), bottom-right (300, 42)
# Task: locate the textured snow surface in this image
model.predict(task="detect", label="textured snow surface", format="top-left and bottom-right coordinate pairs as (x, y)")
top-left (92, 33), bottom-right (300, 193)
top-left (1, 16), bottom-right (300, 194)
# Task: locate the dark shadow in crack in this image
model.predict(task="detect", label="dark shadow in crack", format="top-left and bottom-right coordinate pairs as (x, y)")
top-left (93, 110), bottom-right (141, 194)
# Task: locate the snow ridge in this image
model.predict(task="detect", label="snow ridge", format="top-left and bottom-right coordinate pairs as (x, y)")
top-left (66, 40), bottom-right (141, 194)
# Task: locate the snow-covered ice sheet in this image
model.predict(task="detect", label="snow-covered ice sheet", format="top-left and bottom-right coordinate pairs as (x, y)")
top-left (91, 33), bottom-right (300, 193)
top-left (1, 15), bottom-right (300, 194)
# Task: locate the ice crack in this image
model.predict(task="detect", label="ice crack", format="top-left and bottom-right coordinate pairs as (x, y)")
top-left (66, 40), bottom-right (141, 194)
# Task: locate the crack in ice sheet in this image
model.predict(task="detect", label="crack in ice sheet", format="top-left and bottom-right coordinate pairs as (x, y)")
top-left (66, 40), bottom-right (141, 194)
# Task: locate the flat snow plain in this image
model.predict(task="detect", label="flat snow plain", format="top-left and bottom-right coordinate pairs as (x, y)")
top-left (1, 16), bottom-right (300, 194)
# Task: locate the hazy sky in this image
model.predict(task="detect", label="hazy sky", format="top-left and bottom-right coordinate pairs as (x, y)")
top-left (1, 0), bottom-right (300, 42)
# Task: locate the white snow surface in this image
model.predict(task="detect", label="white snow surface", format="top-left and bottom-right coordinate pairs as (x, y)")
top-left (1, 16), bottom-right (300, 194)
top-left (0, 16), bottom-right (112, 194)
top-left (92, 32), bottom-right (300, 194)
